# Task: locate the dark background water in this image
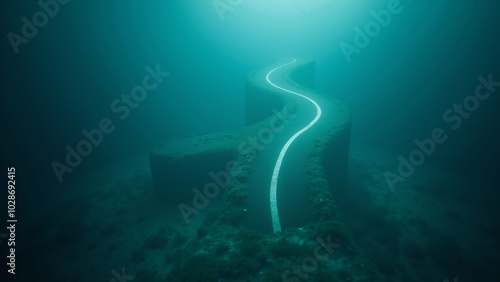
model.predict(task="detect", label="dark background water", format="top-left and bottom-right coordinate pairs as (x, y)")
top-left (1, 0), bottom-right (499, 280)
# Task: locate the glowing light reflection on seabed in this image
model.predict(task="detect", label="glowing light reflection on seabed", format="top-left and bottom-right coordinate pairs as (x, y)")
top-left (266, 58), bottom-right (322, 233)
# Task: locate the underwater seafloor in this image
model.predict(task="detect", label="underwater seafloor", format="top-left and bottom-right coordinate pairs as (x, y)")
top-left (19, 141), bottom-right (499, 281)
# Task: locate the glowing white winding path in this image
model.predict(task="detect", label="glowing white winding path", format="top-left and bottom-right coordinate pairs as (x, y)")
top-left (266, 58), bottom-right (322, 233)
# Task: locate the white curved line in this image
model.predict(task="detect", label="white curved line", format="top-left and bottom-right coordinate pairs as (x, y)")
top-left (266, 58), bottom-right (322, 233)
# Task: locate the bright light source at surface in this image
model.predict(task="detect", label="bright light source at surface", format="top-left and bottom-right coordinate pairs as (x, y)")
top-left (244, 0), bottom-right (333, 18)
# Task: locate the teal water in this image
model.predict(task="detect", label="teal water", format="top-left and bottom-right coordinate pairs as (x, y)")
top-left (1, 1), bottom-right (499, 281)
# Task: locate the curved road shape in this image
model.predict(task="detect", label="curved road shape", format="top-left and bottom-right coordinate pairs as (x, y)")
top-left (266, 58), bottom-right (322, 233)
